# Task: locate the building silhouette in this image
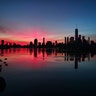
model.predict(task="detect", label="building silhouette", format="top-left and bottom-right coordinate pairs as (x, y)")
top-left (70, 37), bottom-right (74, 43)
top-left (75, 28), bottom-right (78, 41)
top-left (34, 38), bottom-right (38, 47)
top-left (65, 37), bottom-right (67, 45)
top-left (43, 37), bottom-right (45, 45)
top-left (42, 37), bottom-right (45, 48)
top-left (46, 41), bottom-right (53, 48)
top-left (79, 35), bottom-right (81, 40)
top-left (67, 37), bottom-right (69, 44)
top-left (1, 40), bottom-right (4, 46)
top-left (30, 41), bottom-right (33, 48)
top-left (88, 37), bottom-right (90, 44)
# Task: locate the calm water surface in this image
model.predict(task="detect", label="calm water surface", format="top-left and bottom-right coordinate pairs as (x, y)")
top-left (0, 48), bottom-right (96, 96)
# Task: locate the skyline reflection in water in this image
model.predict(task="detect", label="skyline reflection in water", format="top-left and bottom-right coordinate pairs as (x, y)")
top-left (0, 48), bottom-right (96, 70)
top-left (0, 48), bottom-right (96, 96)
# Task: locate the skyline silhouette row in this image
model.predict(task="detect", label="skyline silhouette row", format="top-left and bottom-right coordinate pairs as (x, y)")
top-left (0, 28), bottom-right (96, 51)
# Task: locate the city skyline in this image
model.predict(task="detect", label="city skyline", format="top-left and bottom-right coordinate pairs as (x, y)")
top-left (0, 0), bottom-right (96, 45)
top-left (0, 27), bottom-right (96, 47)
top-left (0, 27), bottom-right (96, 54)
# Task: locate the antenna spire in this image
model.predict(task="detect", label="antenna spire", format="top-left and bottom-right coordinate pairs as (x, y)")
top-left (76, 24), bottom-right (78, 29)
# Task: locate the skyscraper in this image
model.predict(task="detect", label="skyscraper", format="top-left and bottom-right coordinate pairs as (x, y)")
top-left (88, 37), bottom-right (90, 44)
top-left (34, 38), bottom-right (38, 47)
top-left (75, 28), bottom-right (78, 41)
top-left (30, 41), bottom-right (33, 47)
top-left (1, 40), bottom-right (4, 46)
top-left (55, 40), bottom-right (57, 46)
top-left (79, 35), bottom-right (81, 40)
top-left (67, 37), bottom-right (69, 44)
top-left (70, 37), bottom-right (74, 43)
top-left (82, 36), bottom-right (85, 41)
top-left (65, 37), bottom-right (67, 44)
top-left (43, 37), bottom-right (45, 46)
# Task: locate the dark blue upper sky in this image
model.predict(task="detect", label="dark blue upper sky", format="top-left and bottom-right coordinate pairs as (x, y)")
top-left (0, 0), bottom-right (96, 42)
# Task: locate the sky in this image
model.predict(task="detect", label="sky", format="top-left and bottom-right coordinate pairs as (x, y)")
top-left (0, 0), bottom-right (96, 45)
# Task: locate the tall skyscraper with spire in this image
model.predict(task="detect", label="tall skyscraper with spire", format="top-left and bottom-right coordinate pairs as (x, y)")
top-left (75, 28), bottom-right (78, 41)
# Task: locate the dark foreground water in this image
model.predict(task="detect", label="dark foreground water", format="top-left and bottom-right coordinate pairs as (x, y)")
top-left (0, 48), bottom-right (96, 96)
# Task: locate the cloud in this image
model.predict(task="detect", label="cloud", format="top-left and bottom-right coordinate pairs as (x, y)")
top-left (0, 19), bottom-right (23, 34)
top-left (0, 25), bottom-right (12, 34)
top-left (0, 26), bottom-right (7, 33)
